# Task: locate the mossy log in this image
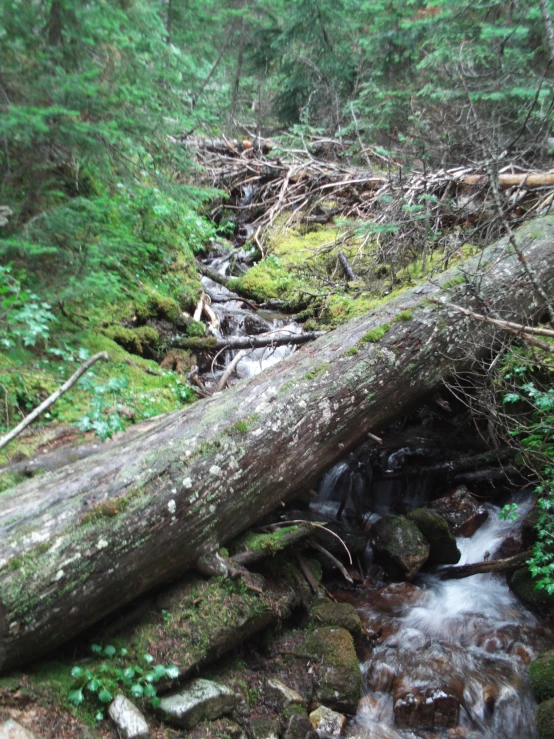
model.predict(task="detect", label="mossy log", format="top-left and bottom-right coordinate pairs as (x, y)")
top-left (172, 331), bottom-right (325, 352)
top-left (2, 217), bottom-right (554, 672)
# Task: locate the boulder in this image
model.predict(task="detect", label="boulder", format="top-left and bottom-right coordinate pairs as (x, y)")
top-left (265, 678), bottom-right (306, 709)
top-left (0, 721), bottom-right (36, 739)
top-left (393, 680), bottom-right (460, 730)
top-left (407, 508), bottom-right (460, 565)
top-left (309, 705), bottom-right (346, 735)
top-left (530, 651), bottom-right (554, 702)
top-left (311, 602), bottom-right (363, 637)
top-left (428, 486), bottom-right (488, 537)
top-left (371, 516), bottom-right (430, 579)
top-left (244, 315), bottom-right (272, 335)
top-left (249, 717), bottom-right (280, 739)
top-left (302, 627), bottom-right (362, 714)
top-left (537, 697), bottom-right (554, 739)
top-left (159, 678), bottom-right (237, 729)
top-left (510, 568), bottom-right (554, 617)
top-left (282, 713), bottom-right (318, 739)
top-left (108, 695), bottom-right (150, 739)
top-left (522, 504), bottom-right (541, 548)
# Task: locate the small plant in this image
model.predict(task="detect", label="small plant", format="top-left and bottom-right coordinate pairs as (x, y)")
top-left (499, 503), bottom-right (519, 521)
top-left (76, 376), bottom-right (132, 442)
top-left (68, 644), bottom-right (179, 721)
top-left (0, 265), bottom-right (57, 349)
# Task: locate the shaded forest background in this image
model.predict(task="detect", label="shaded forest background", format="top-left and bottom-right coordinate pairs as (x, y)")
top-left (2, 0), bottom-right (554, 456)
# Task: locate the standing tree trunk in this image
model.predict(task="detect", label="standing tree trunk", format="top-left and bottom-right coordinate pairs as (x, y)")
top-left (1, 217), bottom-right (554, 672)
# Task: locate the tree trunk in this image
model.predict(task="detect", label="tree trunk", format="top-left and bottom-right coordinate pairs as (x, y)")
top-left (1, 216), bottom-right (554, 672)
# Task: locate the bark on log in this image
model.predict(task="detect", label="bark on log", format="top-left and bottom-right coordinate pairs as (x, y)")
top-left (439, 550), bottom-right (531, 580)
top-left (172, 331), bottom-right (326, 352)
top-left (2, 216), bottom-right (554, 672)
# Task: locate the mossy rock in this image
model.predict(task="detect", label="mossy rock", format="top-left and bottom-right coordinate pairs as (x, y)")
top-left (311, 602), bottom-right (362, 638)
top-left (371, 516), bottom-right (430, 580)
top-left (510, 567), bottom-right (554, 617)
top-left (249, 716), bottom-right (281, 738)
top-left (407, 508), bottom-right (461, 565)
top-left (537, 697), bottom-right (554, 739)
top-left (301, 627), bottom-right (362, 714)
top-left (186, 319), bottom-right (206, 337)
top-left (103, 325), bottom-right (160, 355)
top-left (530, 651), bottom-right (554, 703)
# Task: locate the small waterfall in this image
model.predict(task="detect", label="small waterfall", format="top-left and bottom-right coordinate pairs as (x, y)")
top-left (348, 495), bottom-right (551, 739)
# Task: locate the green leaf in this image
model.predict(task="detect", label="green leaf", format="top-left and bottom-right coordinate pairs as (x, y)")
top-left (68, 689), bottom-right (84, 706)
top-left (130, 683), bottom-right (144, 698)
top-left (91, 644), bottom-right (103, 654)
top-left (87, 679), bottom-right (101, 693)
top-left (71, 666), bottom-right (84, 679)
top-left (103, 645), bottom-right (117, 658)
top-left (98, 688), bottom-right (113, 704)
top-left (165, 665), bottom-right (180, 679)
top-left (143, 653), bottom-right (154, 664)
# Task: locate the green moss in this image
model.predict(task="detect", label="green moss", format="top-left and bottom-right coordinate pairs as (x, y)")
top-left (442, 276), bottom-right (466, 290)
top-left (530, 652), bottom-right (554, 703)
top-left (537, 698), bottom-right (554, 739)
top-left (229, 525), bottom-right (300, 557)
top-left (360, 323), bottom-right (391, 344)
top-left (304, 363), bottom-right (331, 380)
top-left (232, 421), bottom-right (248, 434)
top-left (103, 325), bottom-right (160, 354)
top-left (393, 309), bottom-right (413, 322)
top-left (344, 346), bottom-right (358, 356)
top-left (186, 319), bottom-right (206, 337)
top-left (311, 602), bottom-right (362, 637)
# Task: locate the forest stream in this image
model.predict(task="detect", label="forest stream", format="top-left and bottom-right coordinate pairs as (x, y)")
top-left (195, 240), bottom-right (552, 738)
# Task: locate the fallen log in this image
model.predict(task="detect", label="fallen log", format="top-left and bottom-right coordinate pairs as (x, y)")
top-left (439, 550), bottom-right (531, 580)
top-left (1, 216), bottom-right (554, 672)
top-left (172, 330), bottom-right (325, 352)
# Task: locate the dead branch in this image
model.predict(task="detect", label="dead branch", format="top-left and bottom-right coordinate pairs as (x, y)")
top-left (0, 352), bottom-right (109, 451)
top-left (439, 550), bottom-right (531, 580)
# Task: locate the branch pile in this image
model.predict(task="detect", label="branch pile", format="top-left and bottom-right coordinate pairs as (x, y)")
top-left (179, 135), bottom-right (554, 253)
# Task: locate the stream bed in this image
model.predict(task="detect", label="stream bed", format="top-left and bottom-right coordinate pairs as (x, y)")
top-left (326, 494), bottom-right (553, 738)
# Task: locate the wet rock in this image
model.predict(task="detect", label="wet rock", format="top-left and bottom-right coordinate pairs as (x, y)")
top-left (407, 508), bottom-right (460, 565)
top-left (536, 697), bottom-right (554, 738)
top-left (249, 717), bottom-right (280, 739)
top-left (522, 504), bottom-right (541, 548)
top-left (510, 568), bottom-right (554, 617)
top-left (266, 678), bottom-right (306, 708)
top-left (371, 516), bottom-right (430, 579)
top-left (188, 720), bottom-right (245, 739)
top-left (159, 678), bottom-right (237, 729)
top-left (311, 602), bottom-right (362, 637)
top-left (393, 681), bottom-right (460, 730)
top-left (309, 705), bottom-right (346, 735)
top-left (0, 721), bottom-right (36, 739)
top-left (244, 314), bottom-right (271, 335)
top-left (429, 486), bottom-right (488, 537)
top-left (302, 627), bottom-right (362, 714)
top-left (108, 695), bottom-right (150, 739)
top-left (282, 712), bottom-right (318, 739)
top-left (530, 651), bottom-right (554, 702)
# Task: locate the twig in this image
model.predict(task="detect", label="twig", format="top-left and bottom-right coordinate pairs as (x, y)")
top-left (0, 352), bottom-right (109, 451)
top-left (309, 539), bottom-right (353, 583)
top-left (216, 349), bottom-right (248, 392)
top-left (431, 298), bottom-right (554, 353)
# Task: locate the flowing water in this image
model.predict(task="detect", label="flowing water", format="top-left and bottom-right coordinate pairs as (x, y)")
top-left (201, 244), bottom-right (551, 737)
top-left (198, 251), bottom-right (301, 387)
top-left (341, 495), bottom-right (552, 738)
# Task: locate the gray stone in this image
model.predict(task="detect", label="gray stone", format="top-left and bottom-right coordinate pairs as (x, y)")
top-left (159, 678), bottom-right (237, 729)
top-left (249, 716), bottom-right (280, 739)
top-left (108, 694), bottom-right (150, 739)
top-left (283, 713), bottom-right (318, 739)
top-left (309, 705), bottom-right (346, 735)
top-left (371, 516), bottom-right (430, 580)
top-left (0, 721), bottom-right (36, 739)
top-left (266, 678), bottom-right (306, 708)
